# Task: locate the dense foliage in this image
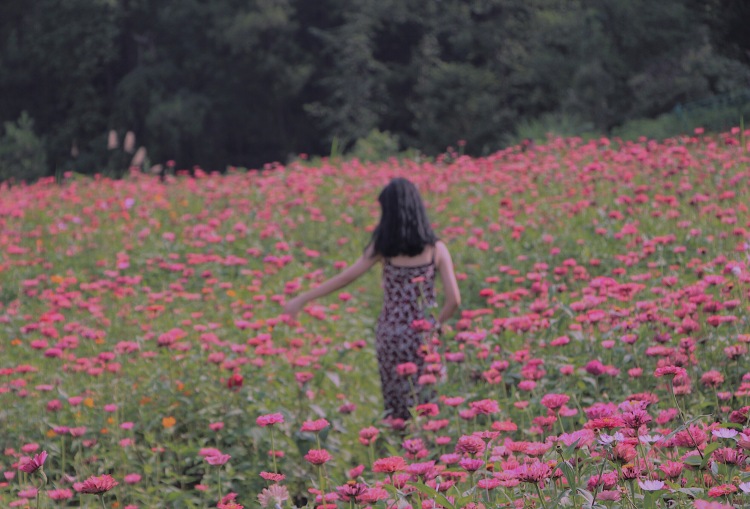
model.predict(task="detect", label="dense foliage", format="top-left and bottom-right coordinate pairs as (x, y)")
top-left (2, 128), bottom-right (750, 508)
top-left (0, 0), bottom-right (749, 178)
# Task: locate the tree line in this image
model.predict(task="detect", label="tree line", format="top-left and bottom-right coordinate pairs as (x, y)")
top-left (1, 0), bottom-right (749, 181)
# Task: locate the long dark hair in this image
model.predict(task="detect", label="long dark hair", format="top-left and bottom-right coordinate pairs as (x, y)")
top-left (368, 178), bottom-right (437, 258)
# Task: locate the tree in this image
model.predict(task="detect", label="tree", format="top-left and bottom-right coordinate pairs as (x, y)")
top-left (0, 112), bottom-right (47, 183)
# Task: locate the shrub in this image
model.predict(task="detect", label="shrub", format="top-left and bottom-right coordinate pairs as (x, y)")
top-left (0, 111), bottom-right (48, 183)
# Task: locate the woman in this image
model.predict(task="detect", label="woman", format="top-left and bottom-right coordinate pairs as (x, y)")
top-left (283, 178), bottom-right (461, 420)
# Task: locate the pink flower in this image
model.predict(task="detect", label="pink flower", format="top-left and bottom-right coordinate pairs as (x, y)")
top-left (456, 435), bottom-right (486, 456)
top-left (205, 454), bottom-right (231, 466)
top-left (396, 362), bottom-right (418, 376)
top-left (515, 461), bottom-right (553, 484)
top-left (459, 457), bottom-right (484, 472)
top-left (218, 502), bottom-right (244, 509)
top-left (540, 393), bottom-right (570, 410)
top-left (654, 365), bottom-right (687, 378)
top-left (469, 399), bottom-right (500, 414)
top-left (358, 426), bottom-right (380, 446)
top-left (694, 501), bottom-right (734, 509)
top-left (260, 471), bottom-right (286, 482)
top-left (256, 413), bottom-right (284, 427)
top-left (638, 480), bottom-right (665, 491)
top-left (304, 449), bottom-right (332, 465)
top-left (300, 418), bottom-right (330, 432)
top-left (18, 451), bottom-right (47, 474)
top-left (257, 484), bottom-right (289, 509)
top-left (47, 488), bottom-right (73, 500)
top-left (372, 456), bottom-right (407, 473)
top-left (124, 474), bottom-right (141, 484)
top-left (199, 447), bottom-right (223, 457)
top-left (348, 464), bottom-right (365, 478)
top-left (76, 474), bottom-right (119, 494)
top-left (707, 484), bottom-right (738, 497)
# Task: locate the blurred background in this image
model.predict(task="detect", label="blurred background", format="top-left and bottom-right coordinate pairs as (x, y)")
top-left (0, 0), bottom-right (749, 181)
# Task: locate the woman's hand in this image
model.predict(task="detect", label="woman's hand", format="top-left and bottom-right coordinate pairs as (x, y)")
top-left (282, 296), bottom-right (305, 320)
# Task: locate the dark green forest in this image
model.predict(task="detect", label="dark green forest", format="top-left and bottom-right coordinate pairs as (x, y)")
top-left (1, 0), bottom-right (749, 180)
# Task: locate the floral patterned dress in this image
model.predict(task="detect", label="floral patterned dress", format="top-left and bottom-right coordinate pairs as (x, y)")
top-left (375, 253), bottom-right (437, 420)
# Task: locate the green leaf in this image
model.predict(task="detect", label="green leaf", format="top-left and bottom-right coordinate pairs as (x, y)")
top-left (683, 455), bottom-right (703, 467)
top-left (559, 460), bottom-right (579, 491)
top-left (701, 441), bottom-right (720, 469)
top-left (409, 481), bottom-right (456, 509)
top-left (661, 415), bottom-right (711, 443)
top-left (562, 439), bottom-right (581, 459)
top-left (577, 488), bottom-right (594, 504)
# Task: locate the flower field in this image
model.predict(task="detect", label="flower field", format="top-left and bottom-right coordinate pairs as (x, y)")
top-left (3, 129), bottom-right (750, 508)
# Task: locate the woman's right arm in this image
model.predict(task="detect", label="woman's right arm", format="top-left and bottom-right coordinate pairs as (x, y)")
top-left (435, 241), bottom-right (461, 325)
top-left (283, 249), bottom-right (379, 319)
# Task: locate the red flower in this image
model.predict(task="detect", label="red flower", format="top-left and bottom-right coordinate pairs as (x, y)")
top-left (708, 484), bottom-right (738, 497)
top-left (227, 373), bottom-right (243, 390)
top-left (584, 416), bottom-right (625, 430)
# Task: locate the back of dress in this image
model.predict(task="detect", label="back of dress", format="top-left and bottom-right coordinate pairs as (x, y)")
top-left (375, 255), bottom-right (438, 420)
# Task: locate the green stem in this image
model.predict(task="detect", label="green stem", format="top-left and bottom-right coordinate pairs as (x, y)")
top-left (318, 465), bottom-right (327, 500)
top-left (557, 410), bottom-right (566, 435)
top-left (589, 451), bottom-right (608, 506)
top-left (534, 483), bottom-right (549, 509)
top-left (271, 428), bottom-right (278, 474)
top-left (99, 494), bottom-right (107, 509)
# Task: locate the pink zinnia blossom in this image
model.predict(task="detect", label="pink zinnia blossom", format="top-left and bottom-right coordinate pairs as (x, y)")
top-left (372, 456), bottom-right (407, 473)
top-left (358, 426), bottom-right (379, 446)
top-left (455, 435), bottom-right (486, 456)
top-left (348, 464), bottom-right (365, 478)
top-left (304, 449), bottom-right (331, 465)
top-left (654, 365), bottom-right (687, 378)
top-left (540, 393), bottom-right (570, 410)
top-left (256, 413), bottom-right (284, 427)
top-left (124, 474), bottom-right (141, 484)
top-left (396, 362), bottom-right (418, 376)
top-left (260, 471), bottom-right (286, 482)
top-left (76, 474), bottom-right (119, 494)
top-left (18, 451), bottom-right (47, 474)
top-left (469, 399), bottom-right (499, 414)
top-left (257, 484), bottom-right (289, 509)
top-left (707, 484), bottom-right (738, 497)
top-left (300, 418), bottom-right (330, 432)
top-left (205, 454), bottom-right (231, 466)
top-left (48, 488), bottom-right (73, 500)
top-left (694, 501), bottom-right (733, 509)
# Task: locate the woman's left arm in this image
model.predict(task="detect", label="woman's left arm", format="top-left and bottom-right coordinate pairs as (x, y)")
top-left (435, 241), bottom-right (461, 325)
